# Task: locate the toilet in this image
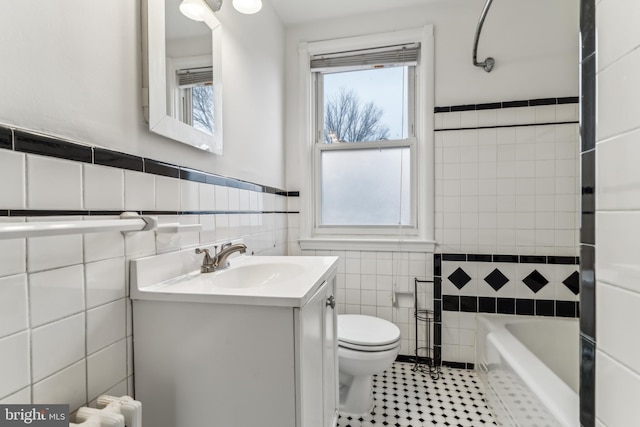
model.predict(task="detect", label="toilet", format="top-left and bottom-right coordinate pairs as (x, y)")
top-left (337, 314), bottom-right (401, 415)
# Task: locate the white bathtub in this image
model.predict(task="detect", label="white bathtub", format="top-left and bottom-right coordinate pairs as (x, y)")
top-left (475, 314), bottom-right (579, 427)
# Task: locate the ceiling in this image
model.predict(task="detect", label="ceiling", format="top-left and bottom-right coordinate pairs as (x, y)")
top-left (267, 0), bottom-right (434, 26)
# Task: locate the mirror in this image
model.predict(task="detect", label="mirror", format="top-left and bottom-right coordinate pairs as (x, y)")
top-left (143, 0), bottom-right (223, 154)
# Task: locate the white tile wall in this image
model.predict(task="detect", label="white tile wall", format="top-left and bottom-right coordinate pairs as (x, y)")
top-left (32, 313), bottom-right (85, 382)
top-left (87, 340), bottom-right (127, 402)
top-left (84, 164), bottom-right (124, 210)
top-left (0, 332), bottom-right (30, 399)
top-left (27, 155), bottom-right (82, 209)
top-left (29, 265), bottom-right (85, 328)
top-left (0, 274), bottom-right (28, 338)
top-left (32, 360), bottom-right (86, 413)
top-left (155, 175), bottom-right (181, 211)
top-left (435, 108), bottom-right (579, 256)
top-left (124, 170), bottom-right (155, 211)
top-left (0, 218), bottom-right (26, 277)
top-left (85, 257), bottom-right (126, 308)
top-left (596, 351), bottom-right (640, 427)
top-left (87, 299), bottom-right (126, 355)
top-left (596, 0), bottom-right (640, 423)
top-left (0, 150), bottom-right (25, 209)
top-left (596, 0), bottom-right (640, 73)
top-left (597, 129), bottom-right (640, 211)
top-left (27, 217), bottom-right (84, 272)
top-left (0, 138), bottom-right (290, 407)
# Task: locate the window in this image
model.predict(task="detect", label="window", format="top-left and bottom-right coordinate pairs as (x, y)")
top-left (298, 27), bottom-right (434, 250)
top-left (175, 66), bottom-right (215, 136)
top-left (313, 44), bottom-right (418, 232)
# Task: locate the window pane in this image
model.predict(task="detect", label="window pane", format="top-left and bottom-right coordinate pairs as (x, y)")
top-left (191, 85), bottom-right (214, 135)
top-left (323, 67), bottom-right (409, 143)
top-left (321, 147), bottom-right (411, 226)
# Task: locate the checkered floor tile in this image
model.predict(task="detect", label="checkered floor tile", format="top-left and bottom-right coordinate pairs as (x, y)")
top-left (337, 362), bottom-right (498, 427)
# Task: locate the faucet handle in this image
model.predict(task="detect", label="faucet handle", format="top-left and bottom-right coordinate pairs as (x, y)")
top-left (221, 242), bottom-right (232, 250)
top-left (195, 248), bottom-right (213, 262)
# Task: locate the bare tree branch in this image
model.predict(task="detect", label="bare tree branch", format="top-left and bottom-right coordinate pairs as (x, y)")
top-left (191, 85), bottom-right (214, 135)
top-left (324, 88), bottom-right (389, 143)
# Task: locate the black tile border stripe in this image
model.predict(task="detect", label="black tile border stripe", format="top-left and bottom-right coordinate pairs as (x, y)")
top-left (94, 148), bottom-right (144, 172)
top-left (434, 96), bottom-right (578, 113)
top-left (442, 295), bottom-right (579, 318)
top-left (0, 125), bottom-right (298, 197)
top-left (440, 253), bottom-right (579, 265)
top-left (15, 131), bottom-right (93, 164)
top-left (435, 120), bottom-right (579, 132)
top-left (144, 159), bottom-right (181, 179)
top-left (0, 127), bottom-right (12, 150)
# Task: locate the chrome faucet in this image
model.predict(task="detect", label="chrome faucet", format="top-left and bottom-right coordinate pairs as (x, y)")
top-left (195, 248), bottom-right (215, 273)
top-left (213, 243), bottom-right (247, 270)
top-left (195, 243), bottom-right (247, 273)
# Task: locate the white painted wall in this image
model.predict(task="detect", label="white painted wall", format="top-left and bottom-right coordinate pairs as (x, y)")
top-left (0, 0), bottom-right (286, 188)
top-left (284, 0), bottom-right (579, 190)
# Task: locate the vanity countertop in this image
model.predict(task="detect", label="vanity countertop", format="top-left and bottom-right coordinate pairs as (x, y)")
top-left (130, 250), bottom-right (338, 308)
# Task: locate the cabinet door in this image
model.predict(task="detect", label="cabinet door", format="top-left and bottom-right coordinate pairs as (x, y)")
top-left (323, 277), bottom-right (338, 426)
top-left (298, 279), bottom-right (338, 427)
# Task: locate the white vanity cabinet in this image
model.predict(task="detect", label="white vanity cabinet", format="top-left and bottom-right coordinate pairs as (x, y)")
top-left (296, 278), bottom-right (338, 427)
top-left (131, 254), bottom-right (338, 427)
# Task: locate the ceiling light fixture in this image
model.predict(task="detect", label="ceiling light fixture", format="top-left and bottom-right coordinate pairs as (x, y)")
top-left (232, 0), bottom-right (262, 14)
top-left (179, 0), bottom-right (222, 21)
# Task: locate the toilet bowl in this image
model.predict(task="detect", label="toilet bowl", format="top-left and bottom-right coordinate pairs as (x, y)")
top-left (337, 314), bottom-right (401, 416)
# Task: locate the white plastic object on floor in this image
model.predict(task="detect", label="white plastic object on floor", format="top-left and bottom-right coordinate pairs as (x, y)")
top-left (97, 395), bottom-right (142, 427)
top-left (75, 407), bottom-right (124, 427)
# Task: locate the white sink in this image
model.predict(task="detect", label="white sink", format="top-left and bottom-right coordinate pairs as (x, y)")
top-left (130, 249), bottom-right (339, 307)
top-left (209, 262), bottom-right (307, 288)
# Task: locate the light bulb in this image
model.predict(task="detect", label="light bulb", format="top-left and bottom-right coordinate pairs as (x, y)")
top-left (179, 0), bottom-right (206, 21)
top-left (232, 0), bottom-right (262, 14)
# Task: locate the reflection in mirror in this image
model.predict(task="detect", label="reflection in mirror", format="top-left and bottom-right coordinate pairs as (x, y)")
top-left (143, 0), bottom-right (223, 154)
top-left (165, 1), bottom-right (214, 135)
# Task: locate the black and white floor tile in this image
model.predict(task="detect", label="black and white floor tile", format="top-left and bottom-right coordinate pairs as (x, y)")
top-left (337, 362), bottom-right (498, 427)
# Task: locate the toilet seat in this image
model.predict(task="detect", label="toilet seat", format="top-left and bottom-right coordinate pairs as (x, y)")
top-left (338, 339), bottom-right (400, 352)
top-left (338, 315), bottom-right (401, 353)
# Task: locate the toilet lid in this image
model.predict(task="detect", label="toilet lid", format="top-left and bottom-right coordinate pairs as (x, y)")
top-left (338, 315), bottom-right (401, 348)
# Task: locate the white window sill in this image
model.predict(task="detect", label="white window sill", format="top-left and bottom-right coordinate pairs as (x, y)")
top-left (298, 238), bottom-right (435, 253)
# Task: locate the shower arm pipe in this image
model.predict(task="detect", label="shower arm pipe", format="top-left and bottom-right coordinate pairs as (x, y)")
top-left (472, 0), bottom-right (496, 72)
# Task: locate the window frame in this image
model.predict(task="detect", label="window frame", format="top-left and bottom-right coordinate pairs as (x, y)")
top-left (315, 63), bottom-right (417, 234)
top-left (298, 27), bottom-right (435, 252)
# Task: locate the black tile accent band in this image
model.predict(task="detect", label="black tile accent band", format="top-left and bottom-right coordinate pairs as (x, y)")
top-left (442, 295), bottom-right (579, 318)
top-left (467, 254), bottom-right (492, 262)
top-left (436, 120), bottom-right (579, 133)
top-left (179, 168), bottom-right (208, 183)
top-left (434, 96), bottom-right (578, 113)
top-left (94, 148), bottom-right (144, 172)
top-left (144, 159), bottom-right (180, 178)
top-left (0, 126), bottom-right (11, 150)
top-left (439, 253), bottom-right (579, 265)
top-left (15, 131), bottom-right (93, 164)
top-left (0, 126), bottom-right (292, 196)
